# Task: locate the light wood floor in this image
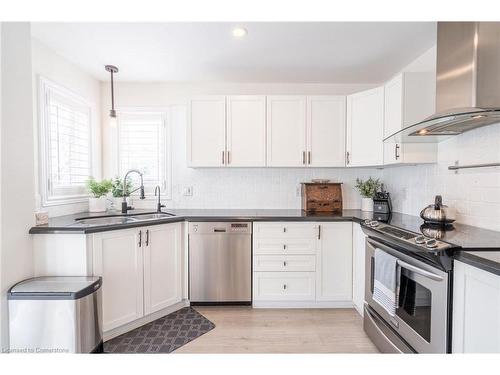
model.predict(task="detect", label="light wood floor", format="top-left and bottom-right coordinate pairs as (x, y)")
top-left (175, 306), bottom-right (379, 353)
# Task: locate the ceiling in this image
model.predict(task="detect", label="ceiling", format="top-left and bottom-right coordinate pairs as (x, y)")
top-left (31, 22), bottom-right (437, 83)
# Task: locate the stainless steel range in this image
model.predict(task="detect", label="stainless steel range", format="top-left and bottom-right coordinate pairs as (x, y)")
top-left (360, 219), bottom-right (459, 354)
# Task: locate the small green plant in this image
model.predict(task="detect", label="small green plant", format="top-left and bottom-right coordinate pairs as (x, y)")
top-left (355, 177), bottom-right (381, 198)
top-left (86, 178), bottom-right (113, 198)
top-left (111, 177), bottom-right (132, 198)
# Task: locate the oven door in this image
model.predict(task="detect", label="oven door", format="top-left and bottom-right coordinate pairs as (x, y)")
top-left (364, 238), bottom-right (448, 353)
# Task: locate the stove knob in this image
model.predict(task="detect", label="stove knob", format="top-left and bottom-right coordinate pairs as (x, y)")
top-left (415, 236), bottom-right (426, 244)
top-left (369, 220), bottom-right (379, 228)
top-left (425, 239), bottom-right (438, 248)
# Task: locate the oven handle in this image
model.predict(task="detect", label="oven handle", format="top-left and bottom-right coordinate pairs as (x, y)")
top-left (397, 259), bottom-right (444, 282)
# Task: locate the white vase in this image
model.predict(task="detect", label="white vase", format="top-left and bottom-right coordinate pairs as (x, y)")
top-left (361, 197), bottom-right (373, 212)
top-left (88, 197), bottom-right (107, 213)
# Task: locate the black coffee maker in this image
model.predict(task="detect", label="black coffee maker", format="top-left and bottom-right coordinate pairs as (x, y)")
top-left (373, 185), bottom-right (392, 215)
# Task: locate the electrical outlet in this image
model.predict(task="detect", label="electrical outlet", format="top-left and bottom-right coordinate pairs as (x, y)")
top-left (183, 186), bottom-right (193, 196)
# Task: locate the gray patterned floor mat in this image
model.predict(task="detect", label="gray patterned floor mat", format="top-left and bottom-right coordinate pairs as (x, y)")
top-left (104, 307), bottom-right (215, 353)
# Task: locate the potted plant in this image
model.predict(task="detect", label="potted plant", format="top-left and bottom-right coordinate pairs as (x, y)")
top-left (110, 177), bottom-right (132, 211)
top-left (86, 178), bottom-right (113, 212)
top-left (355, 177), bottom-right (381, 212)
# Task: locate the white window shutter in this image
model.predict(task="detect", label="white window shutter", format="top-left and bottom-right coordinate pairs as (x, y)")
top-left (117, 111), bottom-right (167, 193)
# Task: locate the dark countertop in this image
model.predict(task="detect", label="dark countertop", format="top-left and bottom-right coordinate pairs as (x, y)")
top-left (29, 208), bottom-right (500, 275)
top-left (454, 251), bottom-right (500, 277)
top-left (29, 209), bottom-right (369, 234)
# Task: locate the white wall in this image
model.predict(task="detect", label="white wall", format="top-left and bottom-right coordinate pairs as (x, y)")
top-left (31, 38), bottom-right (102, 217)
top-left (101, 82), bottom-right (382, 210)
top-left (0, 22), bottom-right (36, 351)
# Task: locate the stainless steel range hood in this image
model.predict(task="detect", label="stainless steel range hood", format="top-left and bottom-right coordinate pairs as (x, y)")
top-left (386, 22), bottom-right (500, 143)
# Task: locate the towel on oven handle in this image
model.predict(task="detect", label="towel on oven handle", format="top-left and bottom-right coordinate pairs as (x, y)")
top-left (373, 248), bottom-right (400, 316)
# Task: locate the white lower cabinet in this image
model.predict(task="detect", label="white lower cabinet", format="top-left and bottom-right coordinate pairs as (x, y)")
top-left (352, 223), bottom-right (366, 316)
top-left (316, 222), bottom-right (353, 302)
top-left (143, 223), bottom-right (182, 315)
top-left (93, 223), bottom-right (183, 332)
top-left (254, 255), bottom-right (316, 272)
top-left (253, 272), bottom-right (316, 301)
top-left (252, 222), bottom-right (353, 307)
top-left (452, 260), bottom-right (500, 353)
top-left (93, 228), bottom-right (144, 332)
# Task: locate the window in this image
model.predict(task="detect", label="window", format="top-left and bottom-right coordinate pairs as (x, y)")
top-left (39, 77), bottom-right (92, 206)
top-left (117, 110), bottom-right (170, 198)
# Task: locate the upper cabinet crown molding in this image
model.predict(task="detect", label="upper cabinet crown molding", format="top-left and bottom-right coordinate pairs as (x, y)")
top-left (346, 87), bottom-right (385, 167)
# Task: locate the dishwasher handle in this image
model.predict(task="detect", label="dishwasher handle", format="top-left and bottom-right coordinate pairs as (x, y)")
top-left (213, 228), bottom-right (227, 233)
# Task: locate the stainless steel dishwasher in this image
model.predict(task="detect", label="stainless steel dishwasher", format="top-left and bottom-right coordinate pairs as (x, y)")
top-left (188, 222), bottom-right (252, 304)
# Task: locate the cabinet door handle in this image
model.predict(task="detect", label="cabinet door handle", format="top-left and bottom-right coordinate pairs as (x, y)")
top-left (283, 244), bottom-right (286, 250)
top-left (283, 284), bottom-right (287, 290)
top-left (138, 230), bottom-right (142, 247)
top-left (283, 261), bottom-right (287, 267)
top-left (222, 150), bottom-right (225, 165)
top-left (308, 151), bottom-right (311, 165)
top-left (302, 151), bottom-right (306, 165)
top-left (145, 229), bottom-right (150, 246)
top-left (346, 151), bottom-right (350, 165)
top-left (318, 225), bottom-right (321, 240)
top-left (227, 151), bottom-right (231, 165)
top-left (395, 144), bottom-right (400, 160)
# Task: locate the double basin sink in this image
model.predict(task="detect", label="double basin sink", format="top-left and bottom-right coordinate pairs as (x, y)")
top-left (73, 212), bottom-right (175, 227)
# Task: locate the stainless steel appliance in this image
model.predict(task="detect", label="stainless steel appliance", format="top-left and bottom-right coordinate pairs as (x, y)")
top-left (420, 195), bottom-right (456, 224)
top-left (361, 220), bottom-right (457, 353)
top-left (8, 276), bottom-right (103, 353)
top-left (385, 22), bottom-right (500, 143)
top-left (188, 222), bottom-right (252, 304)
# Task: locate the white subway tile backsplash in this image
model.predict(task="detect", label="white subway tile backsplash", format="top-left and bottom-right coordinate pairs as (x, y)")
top-left (383, 123), bottom-right (500, 231)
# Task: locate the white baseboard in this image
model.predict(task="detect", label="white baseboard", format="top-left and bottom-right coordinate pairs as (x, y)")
top-left (252, 300), bottom-right (354, 308)
top-left (103, 299), bottom-right (190, 341)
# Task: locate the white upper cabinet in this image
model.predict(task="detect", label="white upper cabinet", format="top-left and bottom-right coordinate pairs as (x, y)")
top-left (188, 96), bottom-right (226, 167)
top-left (346, 87), bottom-right (385, 167)
top-left (383, 72), bottom-right (437, 165)
top-left (266, 96), bottom-right (307, 167)
top-left (226, 95), bottom-right (266, 167)
top-left (307, 96), bottom-right (346, 167)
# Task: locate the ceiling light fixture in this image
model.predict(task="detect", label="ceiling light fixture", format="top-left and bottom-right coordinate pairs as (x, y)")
top-left (232, 27), bottom-right (247, 38)
top-left (105, 65), bottom-right (119, 128)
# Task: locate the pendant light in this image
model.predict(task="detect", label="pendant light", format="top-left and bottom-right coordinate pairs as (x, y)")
top-left (105, 65), bottom-right (119, 128)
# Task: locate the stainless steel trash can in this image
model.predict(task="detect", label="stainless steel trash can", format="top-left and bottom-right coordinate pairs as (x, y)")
top-left (8, 276), bottom-right (103, 353)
